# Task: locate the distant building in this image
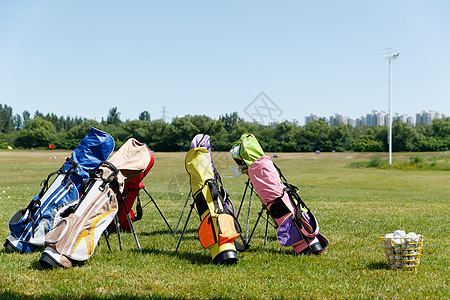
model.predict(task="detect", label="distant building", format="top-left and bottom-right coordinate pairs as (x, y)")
top-left (305, 113), bottom-right (322, 125)
top-left (329, 113), bottom-right (348, 126)
top-left (301, 109), bottom-right (447, 128)
top-left (268, 120), bottom-right (281, 127)
top-left (416, 110), bottom-right (447, 125)
top-left (291, 119), bottom-right (301, 126)
top-left (356, 116), bottom-right (366, 127)
top-left (393, 113), bottom-right (414, 126)
top-left (407, 116), bottom-right (414, 126)
top-left (348, 117), bottom-right (357, 127)
top-left (365, 110), bottom-right (386, 126)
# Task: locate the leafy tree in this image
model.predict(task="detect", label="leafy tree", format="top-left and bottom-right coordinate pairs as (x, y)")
top-left (53, 120), bottom-right (103, 149)
top-left (329, 123), bottom-right (354, 151)
top-left (167, 116), bottom-right (199, 151)
top-left (303, 119), bottom-right (331, 151)
top-left (34, 110), bottom-right (44, 118)
top-left (431, 117), bottom-right (450, 138)
top-left (139, 111), bottom-right (151, 122)
top-left (106, 107), bottom-right (122, 126)
top-left (392, 121), bottom-right (420, 151)
top-left (22, 110), bottom-right (31, 123)
top-left (13, 114), bottom-right (23, 130)
top-left (15, 117), bottom-right (57, 148)
top-left (351, 135), bottom-right (384, 152)
top-left (0, 104), bottom-right (15, 133)
top-left (219, 112), bottom-right (240, 132)
top-left (147, 119), bottom-right (170, 151)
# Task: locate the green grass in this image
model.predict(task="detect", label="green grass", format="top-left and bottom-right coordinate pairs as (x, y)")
top-left (347, 153), bottom-right (450, 170)
top-left (0, 150), bottom-right (449, 299)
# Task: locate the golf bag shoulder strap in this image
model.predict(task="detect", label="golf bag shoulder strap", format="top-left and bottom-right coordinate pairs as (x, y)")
top-left (206, 179), bottom-right (222, 214)
top-left (192, 185), bottom-right (209, 218)
top-left (38, 157), bottom-right (78, 198)
top-left (38, 167), bottom-right (63, 199)
top-left (273, 163), bottom-right (310, 213)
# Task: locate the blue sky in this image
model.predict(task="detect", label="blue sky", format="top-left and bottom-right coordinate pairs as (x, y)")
top-left (1, 1), bottom-right (449, 124)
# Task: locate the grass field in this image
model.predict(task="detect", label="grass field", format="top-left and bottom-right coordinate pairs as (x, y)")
top-left (0, 150), bottom-right (448, 299)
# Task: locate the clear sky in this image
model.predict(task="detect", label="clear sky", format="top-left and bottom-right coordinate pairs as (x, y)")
top-left (1, 1), bottom-right (449, 125)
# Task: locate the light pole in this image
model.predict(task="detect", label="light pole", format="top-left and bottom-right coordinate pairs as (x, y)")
top-left (384, 48), bottom-right (399, 165)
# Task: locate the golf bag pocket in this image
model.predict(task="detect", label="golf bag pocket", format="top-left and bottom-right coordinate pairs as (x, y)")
top-left (277, 218), bottom-right (303, 247)
top-left (198, 213), bottom-right (241, 249)
top-left (199, 215), bottom-right (216, 249)
top-left (267, 194), bottom-right (294, 225)
top-left (44, 215), bottom-right (73, 246)
top-left (277, 217), bottom-right (324, 254)
top-left (217, 213), bottom-right (240, 246)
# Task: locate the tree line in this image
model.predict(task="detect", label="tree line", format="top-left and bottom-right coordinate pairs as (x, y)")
top-left (1, 104), bottom-right (449, 152)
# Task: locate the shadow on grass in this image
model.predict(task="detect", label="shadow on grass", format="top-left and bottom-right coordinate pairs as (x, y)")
top-left (0, 290), bottom-right (235, 300)
top-left (139, 228), bottom-right (197, 236)
top-left (140, 246), bottom-right (212, 265)
top-left (367, 260), bottom-right (390, 270)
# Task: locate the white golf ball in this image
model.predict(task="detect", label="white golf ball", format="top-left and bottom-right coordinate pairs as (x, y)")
top-left (394, 230), bottom-right (406, 237)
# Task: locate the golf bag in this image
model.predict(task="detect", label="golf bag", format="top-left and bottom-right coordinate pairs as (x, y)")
top-left (4, 127), bottom-right (114, 253)
top-left (230, 133), bottom-right (328, 254)
top-left (39, 138), bottom-right (152, 268)
top-left (190, 134), bottom-right (235, 215)
top-left (185, 135), bottom-right (244, 264)
top-left (118, 147), bottom-right (154, 232)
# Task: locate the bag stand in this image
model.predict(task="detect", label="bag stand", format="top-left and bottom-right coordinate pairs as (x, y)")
top-left (174, 197), bottom-right (196, 253)
top-left (104, 187), bottom-right (173, 253)
top-left (236, 178), bottom-right (277, 246)
top-left (139, 187), bottom-right (173, 234)
top-left (102, 194), bottom-right (139, 252)
top-left (173, 189), bottom-right (192, 235)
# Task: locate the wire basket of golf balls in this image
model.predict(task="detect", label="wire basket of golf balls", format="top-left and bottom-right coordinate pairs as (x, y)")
top-left (381, 230), bottom-right (423, 271)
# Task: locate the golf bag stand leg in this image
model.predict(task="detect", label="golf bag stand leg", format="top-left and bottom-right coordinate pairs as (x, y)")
top-left (247, 204), bottom-right (266, 245)
top-left (175, 199), bottom-right (196, 253)
top-left (174, 189), bottom-right (191, 235)
top-left (236, 179), bottom-right (250, 219)
top-left (264, 208), bottom-right (270, 246)
top-left (245, 186), bottom-right (254, 241)
top-left (142, 187), bottom-right (173, 234)
top-left (114, 214), bottom-right (123, 250)
top-left (118, 196), bottom-right (142, 252)
top-left (103, 231), bottom-right (112, 252)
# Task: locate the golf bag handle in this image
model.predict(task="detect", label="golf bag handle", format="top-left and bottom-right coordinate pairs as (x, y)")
top-left (92, 161), bottom-right (120, 192)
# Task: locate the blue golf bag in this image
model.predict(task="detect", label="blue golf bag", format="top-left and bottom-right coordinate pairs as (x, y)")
top-left (4, 127), bottom-right (114, 253)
